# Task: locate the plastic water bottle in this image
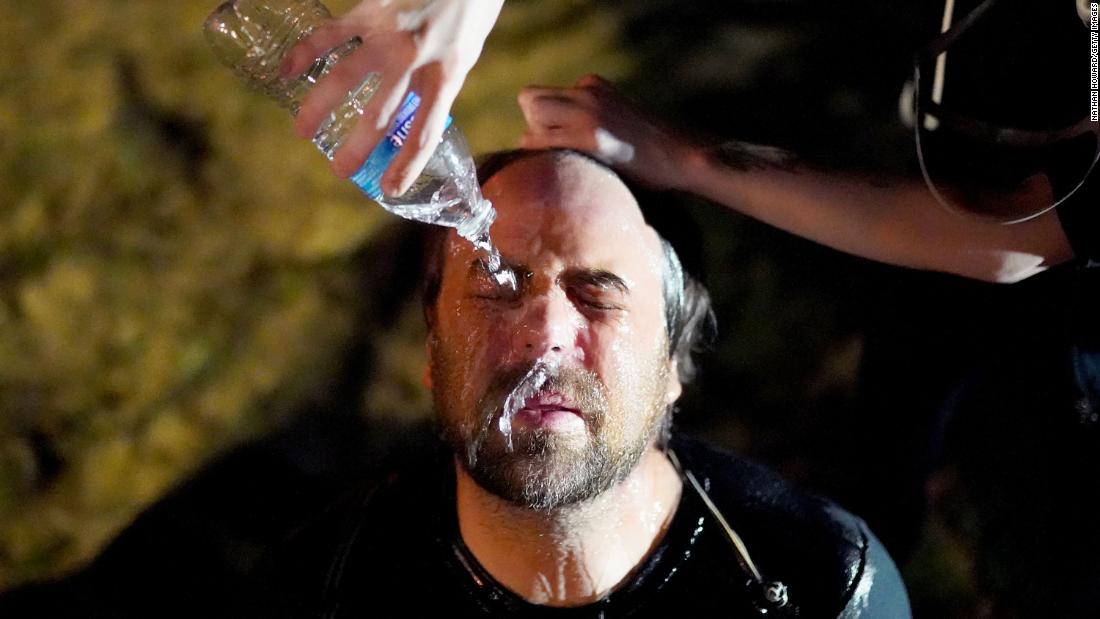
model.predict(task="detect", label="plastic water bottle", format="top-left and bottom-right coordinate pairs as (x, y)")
top-left (203, 0), bottom-right (513, 284)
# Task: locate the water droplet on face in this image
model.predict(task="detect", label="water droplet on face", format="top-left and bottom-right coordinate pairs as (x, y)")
top-left (466, 432), bottom-right (481, 469)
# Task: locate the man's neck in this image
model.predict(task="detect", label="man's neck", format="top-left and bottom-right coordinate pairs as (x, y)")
top-left (454, 447), bottom-right (683, 607)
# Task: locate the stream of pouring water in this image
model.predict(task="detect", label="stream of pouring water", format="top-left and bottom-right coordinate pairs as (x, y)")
top-left (467, 357), bottom-right (558, 467)
top-left (499, 358), bottom-right (559, 451)
top-left (467, 217), bottom-right (517, 291)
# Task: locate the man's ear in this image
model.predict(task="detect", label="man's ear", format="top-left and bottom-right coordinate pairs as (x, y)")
top-left (666, 359), bottom-right (682, 404)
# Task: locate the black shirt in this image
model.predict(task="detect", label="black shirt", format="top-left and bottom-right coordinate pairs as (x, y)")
top-left (253, 435), bottom-right (910, 618)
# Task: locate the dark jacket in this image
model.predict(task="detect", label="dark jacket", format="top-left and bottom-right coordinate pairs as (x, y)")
top-left (252, 435), bottom-right (910, 618)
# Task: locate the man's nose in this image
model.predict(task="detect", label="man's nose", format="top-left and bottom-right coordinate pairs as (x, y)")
top-left (511, 291), bottom-right (583, 363)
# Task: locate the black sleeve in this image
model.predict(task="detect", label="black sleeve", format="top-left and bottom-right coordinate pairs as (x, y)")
top-left (1056, 173), bottom-right (1100, 266)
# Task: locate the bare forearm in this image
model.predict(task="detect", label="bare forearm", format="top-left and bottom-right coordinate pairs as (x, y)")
top-left (678, 142), bottom-right (1075, 283)
top-left (518, 77), bottom-right (1075, 282)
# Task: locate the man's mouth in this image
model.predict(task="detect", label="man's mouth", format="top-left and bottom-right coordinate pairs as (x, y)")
top-left (514, 391), bottom-right (585, 430)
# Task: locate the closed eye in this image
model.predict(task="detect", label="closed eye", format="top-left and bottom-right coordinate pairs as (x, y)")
top-left (467, 259), bottom-right (524, 301)
top-left (471, 282), bottom-right (520, 302)
top-left (563, 268), bottom-right (629, 312)
top-left (568, 286), bottom-right (624, 311)
top-left (581, 299), bottom-right (622, 311)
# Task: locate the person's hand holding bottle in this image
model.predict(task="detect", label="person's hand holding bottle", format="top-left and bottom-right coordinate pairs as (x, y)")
top-left (281, 0), bottom-right (504, 196)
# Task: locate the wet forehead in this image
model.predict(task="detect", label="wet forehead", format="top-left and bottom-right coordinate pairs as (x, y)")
top-left (479, 154), bottom-right (663, 274)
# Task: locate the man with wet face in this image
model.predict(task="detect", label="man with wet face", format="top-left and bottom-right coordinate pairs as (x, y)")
top-left (428, 150), bottom-right (682, 518)
top-left (263, 149), bottom-right (910, 618)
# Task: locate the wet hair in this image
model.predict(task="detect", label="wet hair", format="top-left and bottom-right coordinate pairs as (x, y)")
top-left (421, 148), bottom-right (716, 384)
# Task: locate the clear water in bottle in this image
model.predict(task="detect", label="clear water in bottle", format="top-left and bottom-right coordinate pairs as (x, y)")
top-left (203, 0), bottom-right (515, 287)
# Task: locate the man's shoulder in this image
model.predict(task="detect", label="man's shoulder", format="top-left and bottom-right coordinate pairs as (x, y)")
top-left (671, 434), bottom-right (857, 539)
top-left (670, 434), bottom-right (911, 618)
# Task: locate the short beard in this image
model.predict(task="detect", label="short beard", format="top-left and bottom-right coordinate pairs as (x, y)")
top-left (470, 426), bottom-right (622, 512)
top-left (434, 355), bottom-right (671, 512)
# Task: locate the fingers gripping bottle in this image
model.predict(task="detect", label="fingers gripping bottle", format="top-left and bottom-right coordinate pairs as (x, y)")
top-left (204, 0), bottom-right (513, 284)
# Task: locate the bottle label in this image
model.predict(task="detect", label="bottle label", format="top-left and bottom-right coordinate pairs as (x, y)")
top-left (350, 91), bottom-right (453, 199)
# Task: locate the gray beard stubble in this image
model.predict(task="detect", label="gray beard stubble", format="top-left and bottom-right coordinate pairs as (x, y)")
top-left (434, 356), bottom-right (670, 512)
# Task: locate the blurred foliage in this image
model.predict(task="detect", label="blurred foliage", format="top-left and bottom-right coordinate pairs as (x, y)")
top-left (0, 0), bottom-right (631, 587)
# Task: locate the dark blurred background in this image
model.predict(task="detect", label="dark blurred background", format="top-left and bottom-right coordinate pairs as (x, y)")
top-left (0, 0), bottom-right (1092, 616)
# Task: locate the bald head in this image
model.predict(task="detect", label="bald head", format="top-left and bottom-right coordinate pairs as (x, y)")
top-left (479, 151), bottom-right (666, 288)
